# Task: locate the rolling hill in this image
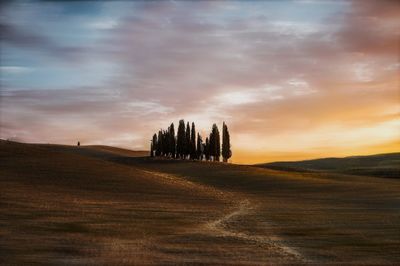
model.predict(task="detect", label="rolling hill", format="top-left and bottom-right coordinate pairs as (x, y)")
top-left (1, 140), bottom-right (400, 265)
top-left (255, 153), bottom-right (400, 179)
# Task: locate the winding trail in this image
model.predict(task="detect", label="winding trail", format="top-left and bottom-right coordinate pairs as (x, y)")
top-left (140, 169), bottom-right (233, 200)
top-left (140, 168), bottom-right (308, 263)
top-left (205, 199), bottom-right (307, 262)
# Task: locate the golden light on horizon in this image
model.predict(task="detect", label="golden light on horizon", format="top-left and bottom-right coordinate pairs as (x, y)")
top-left (232, 140), bottom-right (400, 164)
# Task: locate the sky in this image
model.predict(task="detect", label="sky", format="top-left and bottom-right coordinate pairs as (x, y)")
top-left (1, 0), bottom-right (399, 164)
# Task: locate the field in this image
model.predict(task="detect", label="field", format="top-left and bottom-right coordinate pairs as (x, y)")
top-left (257, 153), bottom-right (400, 179)
top-left (1, 140), bottom-right (400, 265)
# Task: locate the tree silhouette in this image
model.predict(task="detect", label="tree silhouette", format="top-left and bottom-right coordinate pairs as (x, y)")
top-left (185, 122), bottom-right (191, 159)
top-left (169, 123), bottom-right (176, 158)
top-left (196, 133), bottom-right (203, 160)
top-left (209, 124), bottom-right (220, 161)
top-left (151, 133), bottom-right (157, 157)
top-left (222, 122), bottom-right (232, 162)
top-left (209, 129), bottom-right (214, 160)
top-left (156, 130), bottom-right (162, 156)
top-left (205, 137), bottom-right (210, 161)
top-left (163, 129), bottom-right (168, 156)
top-left (150, 120), bottom-right (230, 163)
top-left (190, 122), bottom-right (196, 160)
top-left (177, 119), bottom-right (185, 159)
top-left (214, 124), bottom-right (221, 161)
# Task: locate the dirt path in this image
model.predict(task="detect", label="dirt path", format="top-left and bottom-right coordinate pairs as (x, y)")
top-left (139, 168), bottom-right (308, 263)
top-left (139, 169), bottom-right (234, 200)
top-left (205, 199), bottom-right (308, 262)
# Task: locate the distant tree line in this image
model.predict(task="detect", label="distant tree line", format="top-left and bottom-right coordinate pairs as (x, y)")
top-left (150, 120), bottom-right (232, 162)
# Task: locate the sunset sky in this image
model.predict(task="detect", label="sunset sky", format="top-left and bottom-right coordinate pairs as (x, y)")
top-left (1, 0), bottom-right (399, 164)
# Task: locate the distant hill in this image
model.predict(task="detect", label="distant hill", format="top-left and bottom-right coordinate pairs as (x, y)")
top-left (255, 153), bottom-right (400, 179)
top-left (0, 139), bottom-right (148, 159)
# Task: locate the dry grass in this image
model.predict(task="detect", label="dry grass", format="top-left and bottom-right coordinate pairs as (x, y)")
top-left (1, 140), bottom-right (399, 265)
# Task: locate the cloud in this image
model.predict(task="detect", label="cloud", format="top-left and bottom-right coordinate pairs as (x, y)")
top-left (0, 66), bottom-right (32, 74)
top-left (0, 23), bottom-right (84, 61)
top-left (334, 0), bottom-right (399, 56)
top-left (1, 0), bottom-right (399, 163)
top-left (87, 18), bottom-right (118, 30)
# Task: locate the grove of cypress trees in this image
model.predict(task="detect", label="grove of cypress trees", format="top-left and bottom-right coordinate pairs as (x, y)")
top-left (150, 120), bottom-right (230, 162)
top-left (222, 122), bottom-right (232, 162)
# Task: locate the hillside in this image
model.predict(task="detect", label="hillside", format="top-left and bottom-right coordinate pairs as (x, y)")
top-left (256, 152), bottom-right (400, 179)
top-left (1, 140), bottom-right (400, 264)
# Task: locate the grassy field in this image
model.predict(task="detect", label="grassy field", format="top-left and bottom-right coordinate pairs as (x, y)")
top-left (1, 140), bottom-right (400, 265)
top-left (256, 153), bottom-right (400, 179)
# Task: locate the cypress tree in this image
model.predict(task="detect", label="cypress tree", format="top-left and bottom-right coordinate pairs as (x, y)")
top-left (160, 130), bottom-right (164, 156)
top-left (222, 122), bottom-right (232, 162)
top-left (162, 130), bottom-right (166, 156)
top-left (177, 119), bottom-right (185, 159)
top-left (185, 122), bottom-right (191, 159)
top-left (163, 130), bottom-right (168, 156)
top-left (156, 130), bottom-right (162, 156)
top-left (201, 142), bottom-right (206, 160)
top-left (205, 137), bottom-right (210, 161)
top-left (166, 128), bottom-right (170, 156)
top-left (197, 133), bottom-right (203, 160)
top-left (191, 122), bottom-right (196, 160)
top-left (151, 133), bottom-right (157, 157)
top-left (216, 127), bottom-right (221, 161)
top-left (169, 123), bottom-right (176, 158)
top-left (209, 129), bottom-right (214, 161)
top-left (211, 124), bottom-right (220, 161)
